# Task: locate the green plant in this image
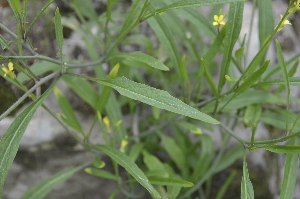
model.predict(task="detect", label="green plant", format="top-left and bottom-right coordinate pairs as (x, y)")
top-left (1, 0), bottom-right (300, 198)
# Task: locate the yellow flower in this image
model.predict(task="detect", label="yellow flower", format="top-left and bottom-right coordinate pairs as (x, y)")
top-left (275, 15), bottom-right (292, 32)
top-left (289, 0), bottom-right (300, 14)
top-left (103, 116), bottom-right (111, 133)
top-left (1, 62), bottom-right (16, 79)
top-left (119, 139), bottom-right (128, 153)
top-left (213, 14), bottom-right (226, 27)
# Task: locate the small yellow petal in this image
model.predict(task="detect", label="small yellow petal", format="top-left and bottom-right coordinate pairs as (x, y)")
top-left (225, 75), bottom-right (237, 82)
top-left (220, 21), bottom-right (226, 25)
top-left (214, 15), bottom-right (219, 21)
top-left (8, 62), bottom-right (14, 71)
top-left (119, 139), bottom-right (128, 153)
top-left (1, 67), bottom-right (8, 73)
top-left (213, 22), bottom-right (218, 26)
top-left (219, 15), bottom-right (224, 21)
top-left (103, 116), bottom-right (111, 133)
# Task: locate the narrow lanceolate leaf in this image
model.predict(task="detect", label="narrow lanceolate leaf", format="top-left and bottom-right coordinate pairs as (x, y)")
top-left (0, 85), bottom-right (54, 197)
top-left (53, 87), bottom-right (83, 133)
top-left (96, 64), bottom-right (120, 113)
top-left (116, 51), bottom-right (169, 71)
top-left (252, 77), bottom-right (300, 87)
top-left (148, 177), bottom-right (194, 187)
top-left (20, 165), bottom-right (86, 199)
top-left (93, 145), bottom-right (161, 199)
top-left (54, 8), bottom-right (64, 57)
top-left (263, 145), bottom-right (300, 154)
top-left (107, 0), bottom-right (118, 21)
top-left (258, 0), bottom-right (274, 47)
top-left (151, 0), bottom-right (246, 15)
top-left (160, 135), bottom-right (186, 171)
top-left (234, 60), bottom-right (270, 97)
top-left (85, 168), bottom-right (119, 181)
top-left (276, 40), bottom-right (290, 133)
top-left (218, 2), bottom-right (244, 92)
top-left (0, 35), bottom-right (12, 50)
top-left (280, 137), bottom-right (299, 199)
top-left (241, 154), bottom-right (254, 199)
top-left (203, 24), bottom-right (226, 66)
top-left (7, 0), bottom-right (22, 22)
top-left (84, 76), bottom-right (219, 124)
top-left (147, 15), bottom-right (182, 83)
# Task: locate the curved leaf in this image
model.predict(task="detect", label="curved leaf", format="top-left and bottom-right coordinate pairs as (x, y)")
top-left (116, 51), bottom-right (169, 71)
top-left (263, 145), bottom-right (300, 154)
top-left (83, 76), bottom-right (219, 124)
top-left (280, 138), bottom-right (299, 199)
top-left (241, 154), bottom-right (254, 199)
top-left (0, 85), bottom-right (54, 197)
top-left (93, 145), bottom-right (161, 198)
top-left (151, 0), bottom-right (246, 15)
top-left (218, 2), bottom-right (244, 91)
top-left (85, 168), bottom-right (119, 181)
top-left (54, 8), bottom-right (64, 57)
top-left (148, 177), bottom-right (194, 187)
top-left (252, 77), bottom-right (300, 87)
top-left (21, 165), bottom-right (85, 199)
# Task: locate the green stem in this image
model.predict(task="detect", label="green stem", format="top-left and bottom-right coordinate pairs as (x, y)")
top-left (179, 133), bottom-right (231, 199)
top-left (1, 55), bottom-right (104, 68)
top-left (25, 0), bottom-right (55, 37)
top-left (0, 71), bottom-right (60, 120)
top-left (246, 131), bottom-right (300, 146)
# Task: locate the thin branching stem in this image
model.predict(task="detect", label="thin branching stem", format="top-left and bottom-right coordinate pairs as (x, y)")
top-left (0, 71), bottom-right (60, 120)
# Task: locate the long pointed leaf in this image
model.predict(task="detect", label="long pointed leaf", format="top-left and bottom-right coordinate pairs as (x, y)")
top-left (241, 154), bottom-right (254, 199)
top-left (280, 137), bottom-right (299, 199)
top-left (218, 2), bottom-right (244, 91)
top-left (149, 0), bottom-right (246, 15)
top-left (116, 51), bottom-right (169, 71)
top-left (252, 76), bottom-right (300, 87)
top-left (263, 145), bottom-right (300, 154)
top-left (276, 40), bottom-right (290, 133)
top-left (148, 177), bottom-right (194, 187)
top-left (258, 0), bottom-right (274, 47)
top-left (0, 85), bottom-right (54, 197)
top-left (21, 164), bottom-right (86, 199)
top-left (80, 75), bottom-right (219, 124)
top-left (54, 8), bottom-right (64, 57)
top-left (147, 15), bottom-right (182, 83)
top-left (93, 145), bottom-right (161, 198)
